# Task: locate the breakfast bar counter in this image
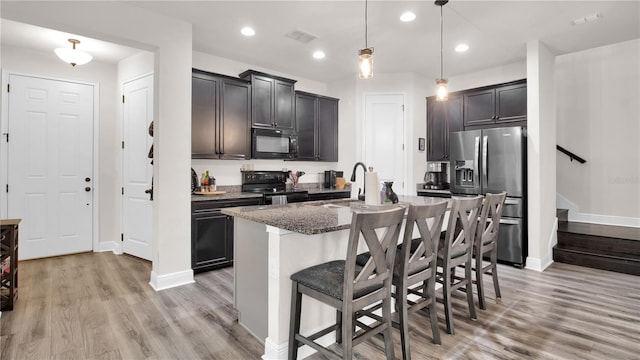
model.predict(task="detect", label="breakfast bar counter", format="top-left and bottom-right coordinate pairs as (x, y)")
top-left (222, 196), bottom-right (449, 360)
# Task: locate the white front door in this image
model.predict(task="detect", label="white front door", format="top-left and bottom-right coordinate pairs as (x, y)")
top-left (121, 74), bottom-right (153, 261)
top-left (7, 74), bottom-right (94, 260)
top-left (363, 93), bottom-right (405, 195)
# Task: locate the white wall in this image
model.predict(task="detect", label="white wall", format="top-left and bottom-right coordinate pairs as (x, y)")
top-left (526, 41), bottom-right (557, 272)
top-left (556, 39), bottom-right (640, 225)
top-left (2, 1), bottom-right (194, 289)
top-left (1, 44), bottom-right (121, 249)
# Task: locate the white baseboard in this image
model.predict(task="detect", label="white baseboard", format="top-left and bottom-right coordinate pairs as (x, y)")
top-left (149, 269), bottom-right (194, 291)
top-left (96, 241), bottom-right (122, 255)
top-left (263, 337), bottom-right (288, 360)
top-left (525, 256), bottom-right (553, 272)
top-left (557, 193), bottom-right (640, 228)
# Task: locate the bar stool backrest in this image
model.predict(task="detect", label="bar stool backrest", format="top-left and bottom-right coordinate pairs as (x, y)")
top-left (400, 201), bottom-right (448, 279)
top-left (442, 197), bottom-right (483, 267)
top-left (476, 192), bottom-right (507, 250)
top-left (345, 206), bottom-right (406, 301)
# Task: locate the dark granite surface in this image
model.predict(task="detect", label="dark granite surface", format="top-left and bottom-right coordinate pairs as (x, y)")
top-left (222, 195), bottom-right (450, 235)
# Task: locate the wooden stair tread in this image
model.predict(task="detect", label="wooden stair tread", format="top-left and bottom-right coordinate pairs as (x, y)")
top-left (557, 221), bottom-right (640, 241)
top-left (553, 245), bottom-right (640, 262)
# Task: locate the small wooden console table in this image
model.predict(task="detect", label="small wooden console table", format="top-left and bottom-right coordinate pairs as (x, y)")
top-left (1, 219), bottom-right (20, 311)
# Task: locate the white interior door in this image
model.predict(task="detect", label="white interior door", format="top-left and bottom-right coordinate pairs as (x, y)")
top-left (7, 74), bottom-right (94, 260)
top-left (121, 74), bottom-right (153, 261)
top-left (364, 93), bottom-right (405, 195)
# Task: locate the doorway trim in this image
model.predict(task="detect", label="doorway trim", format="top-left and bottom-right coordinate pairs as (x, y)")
top-left (0, 70), bottom-right (100, 253)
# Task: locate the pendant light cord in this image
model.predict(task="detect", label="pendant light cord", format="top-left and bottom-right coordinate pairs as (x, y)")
top-left (440, 4), bottom-right (444, 79)
top-left (365, 0), bottom-right (369, 48)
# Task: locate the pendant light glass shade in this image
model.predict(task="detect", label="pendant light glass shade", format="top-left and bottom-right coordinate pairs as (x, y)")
top-left (436, 78), bottom-right (448, 101)
top-left (435, 1), bottom-right (448, 101)
top-left (359, 48), bottom-right (374, 79)
top-left (55, 39), bottom-right (92, 67)
top-left (358, 0), bottom-right (373, 79)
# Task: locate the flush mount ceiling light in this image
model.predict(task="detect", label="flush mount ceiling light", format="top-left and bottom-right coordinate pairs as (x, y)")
top-left (400, 11), bottom-right (416, 22)
top-left (435, 0), bottom-right (449, 101)
top-left (54, 39), bottom-right (92, 67)
top-left (241, 26), bottom-right (256, 36)
top-left (358, 0), bottom-right (374, 79)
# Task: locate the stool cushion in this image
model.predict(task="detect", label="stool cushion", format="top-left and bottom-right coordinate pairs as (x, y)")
top-left (291, 260), bottom-right (383, 301)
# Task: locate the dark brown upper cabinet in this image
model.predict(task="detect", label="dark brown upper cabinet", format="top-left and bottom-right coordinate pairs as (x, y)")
top-left (463, 80), bottom-right (527, 127)
top-left (294, 91), bottom-right (339, 162)
top-left (239, 70), bottom-right (296, 131)
top-left (192, 69), bottom-right (251, 159)
top-left (426, 94), bottom-right (463, 161)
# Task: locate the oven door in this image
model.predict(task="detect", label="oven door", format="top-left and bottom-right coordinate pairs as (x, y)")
top-left (252, 129), bottom-right (298, 159)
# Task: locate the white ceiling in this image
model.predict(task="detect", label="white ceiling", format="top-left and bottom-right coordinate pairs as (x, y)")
top-left (2, 1), bottom-right (639, 83)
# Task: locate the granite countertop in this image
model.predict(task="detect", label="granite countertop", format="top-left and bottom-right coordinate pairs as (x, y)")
top-left (222, 195), bottom-right (449, 235)
top-left (417, 188), bottom-right (451, 194)
top-left (191, 191), bottom-right (263, 202)
top-left (191, 184), bottom-right (351, 202)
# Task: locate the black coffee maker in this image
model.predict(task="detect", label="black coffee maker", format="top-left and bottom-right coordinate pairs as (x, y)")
top-left (324, 170), bottom-right (344, 188)
top-left (424, 163), bottom-right (449, 190)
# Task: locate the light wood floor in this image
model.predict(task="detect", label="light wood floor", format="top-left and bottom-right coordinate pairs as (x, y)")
top-left (1, 252), bottom-right (639, 359)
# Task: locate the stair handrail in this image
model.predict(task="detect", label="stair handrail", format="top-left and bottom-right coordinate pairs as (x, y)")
top-left (556, 145), bottom-right (586, 164)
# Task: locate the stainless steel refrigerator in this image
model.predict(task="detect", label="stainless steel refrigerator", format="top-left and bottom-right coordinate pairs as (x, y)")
top-left (449, 126), bottom-right (527, 267)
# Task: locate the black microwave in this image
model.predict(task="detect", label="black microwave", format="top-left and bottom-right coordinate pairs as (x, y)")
top-left (252, 128), bottom-right (298, 159)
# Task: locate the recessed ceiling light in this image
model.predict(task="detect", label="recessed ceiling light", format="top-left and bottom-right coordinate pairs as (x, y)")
top-left (400, 12), bottom-right (416, 22)
top-left (241, 27), bottom-right (255, 37)
top-left (455, 43), bottom-right (469, 53)
top-left (313, 50), bottom-right (325, 59)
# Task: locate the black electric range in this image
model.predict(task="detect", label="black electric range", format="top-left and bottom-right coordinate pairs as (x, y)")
top-left (241, 171), bottom-right (309, 204)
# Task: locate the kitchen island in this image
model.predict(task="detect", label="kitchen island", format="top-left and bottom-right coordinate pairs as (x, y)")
top-left (222, 195), bottom-right (449, 360)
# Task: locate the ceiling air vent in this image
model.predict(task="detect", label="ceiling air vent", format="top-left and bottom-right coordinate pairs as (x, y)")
top-left (284, 29), bottom-right (318, 44)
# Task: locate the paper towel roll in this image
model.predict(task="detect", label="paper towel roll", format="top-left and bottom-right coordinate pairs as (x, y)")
top-left (365, 171), bottom-right (379, 205)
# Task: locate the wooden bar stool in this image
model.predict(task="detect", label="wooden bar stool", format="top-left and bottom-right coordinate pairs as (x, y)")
top-left (473, 192), bottom-right (507, 310)
top-left (356, 202), bottom-right (448, 359)
top-left (288, 206), bottom-right (406, 359)
top-left (436, 196), bottom-right (483, 335)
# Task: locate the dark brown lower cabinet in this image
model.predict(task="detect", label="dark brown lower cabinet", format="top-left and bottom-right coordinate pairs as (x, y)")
top-left (191, 198), bottom-right (261, 273)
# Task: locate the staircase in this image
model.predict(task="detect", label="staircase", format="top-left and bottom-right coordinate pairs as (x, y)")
top-left (553, 209), bottom-right (640, 275)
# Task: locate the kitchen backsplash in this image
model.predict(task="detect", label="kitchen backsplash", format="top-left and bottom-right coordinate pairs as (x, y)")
top-left (192, 159), bottom-right (344, 187)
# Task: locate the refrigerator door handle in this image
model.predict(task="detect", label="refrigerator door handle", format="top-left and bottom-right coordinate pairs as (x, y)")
top-left (482, 135), bottom-right (488, 186)
top-left (474, 136), bottom-right (480, 188)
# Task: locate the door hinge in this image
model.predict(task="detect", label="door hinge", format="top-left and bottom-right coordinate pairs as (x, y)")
top-left (401, 104), bottom-right (405, 111)
top-left (3, 133), bottom-right (7, 142)
top-left (122, 141), bottom-right (125, 149)
top-left (121, 187), bottom-right (124, 195)
top-left (7, 84), bottom-right (10, 93)
top-left (121, 233), bottom-right (124, 242)
top-left (5, 184), bottom-right (8, 193)
top-left (122, 95), bottom-right (125, 103)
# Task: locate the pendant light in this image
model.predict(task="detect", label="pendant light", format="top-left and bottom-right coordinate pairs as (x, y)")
top-left (55, 39), bottom-right (92, 67)
top-left (435, 0), bottom-right (448, 101)
top-left (358, 0), bottom-right (373, 79)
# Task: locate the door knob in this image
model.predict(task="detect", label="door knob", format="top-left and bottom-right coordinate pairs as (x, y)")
top-left (85, 177), bottom-right (91, 182)
top-left (85, 187), bottom-right (91, 192)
